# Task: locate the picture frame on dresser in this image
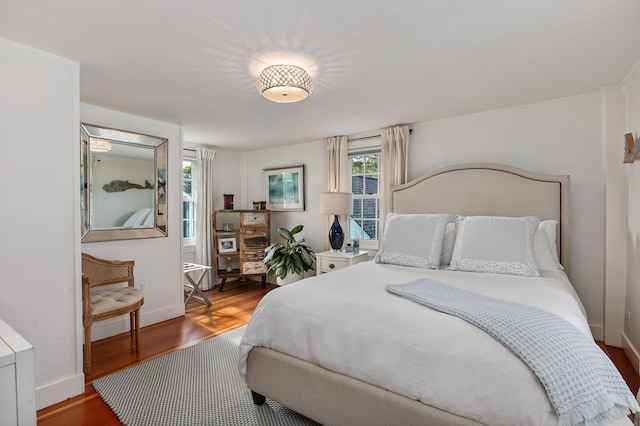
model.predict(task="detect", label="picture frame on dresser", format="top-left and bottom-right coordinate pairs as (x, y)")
top-left (218, 237), bottom-right (237, 253)
top-left (264, 165), bottom-right (305, 211)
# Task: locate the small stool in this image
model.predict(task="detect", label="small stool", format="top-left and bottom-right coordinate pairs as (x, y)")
top-left (183, 262), bottom-right (212, 306)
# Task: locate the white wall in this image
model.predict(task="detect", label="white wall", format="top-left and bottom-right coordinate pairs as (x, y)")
top-left (246, 140), bottom-right (328, 268)
top-left (0, 37), bottom-right (83, 409)
top-left (81, 104), bottom-right (184, 340)
top-left (202, 145), bottom-right (245, 212)
top-left (602, 86), bottom-right (628, 347)
top-left (409, 94), bottom-right (607, 337)
top-left (624, 60), bottom-right (640, 368)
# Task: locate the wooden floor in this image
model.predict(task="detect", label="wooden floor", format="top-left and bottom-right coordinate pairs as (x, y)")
top-left (37, 279), bottom-right (640, 425)
top-left (37, 279), bottom-right (276, 426)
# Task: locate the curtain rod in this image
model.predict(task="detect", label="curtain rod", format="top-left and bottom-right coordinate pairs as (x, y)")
top-left (347, 128), bottom-right (412, 142)
top-left (183, 129), bottom-right (414, 149)
top-left (348, 134), bottom-right (380, 142)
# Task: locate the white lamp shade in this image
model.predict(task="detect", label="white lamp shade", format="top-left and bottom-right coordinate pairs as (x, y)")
top-left (319, 192), bottom-right (352, 215)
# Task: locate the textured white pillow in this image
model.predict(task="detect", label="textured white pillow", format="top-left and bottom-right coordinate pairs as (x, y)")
top-left (375, 213), bottom-right (452, 269)
top-left (449, 216), bottom-right (541, 277)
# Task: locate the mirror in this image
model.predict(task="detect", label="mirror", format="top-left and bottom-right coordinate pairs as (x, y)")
top-left (81, 123), bottom-right (168, 242)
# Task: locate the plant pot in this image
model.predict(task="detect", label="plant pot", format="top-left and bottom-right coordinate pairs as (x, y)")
top-left (276, 272), bottom-right (303, 286)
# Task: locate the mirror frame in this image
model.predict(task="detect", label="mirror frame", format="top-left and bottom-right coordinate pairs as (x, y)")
top-left (81, 123), bottom-right (168, 242)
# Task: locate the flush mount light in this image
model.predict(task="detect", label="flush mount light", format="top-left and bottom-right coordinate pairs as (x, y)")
top-left (89, 138), bottom-right (112, 152)
top-left (256, 64), bottom-right (314, 103)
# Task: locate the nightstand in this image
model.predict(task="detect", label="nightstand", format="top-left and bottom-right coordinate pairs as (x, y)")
top-left (315, 250), bottom-right (369, 275)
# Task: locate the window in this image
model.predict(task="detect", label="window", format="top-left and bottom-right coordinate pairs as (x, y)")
top-left (349, 152), bottom-right (381, 244)
top-left (183, 159), bottom-right (196, 245)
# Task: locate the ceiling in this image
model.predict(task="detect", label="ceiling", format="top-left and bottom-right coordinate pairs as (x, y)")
top-left (2, 1), bottom-right (640, 150)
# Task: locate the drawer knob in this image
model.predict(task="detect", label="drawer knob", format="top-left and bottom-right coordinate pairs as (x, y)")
top-left (329, 263), bottom-right (335, 269)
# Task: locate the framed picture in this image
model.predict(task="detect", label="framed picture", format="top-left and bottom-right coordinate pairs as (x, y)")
top-left (264, 165), bottom-right (305, 211)
top-left (218, 237), bottom-right (237, 253)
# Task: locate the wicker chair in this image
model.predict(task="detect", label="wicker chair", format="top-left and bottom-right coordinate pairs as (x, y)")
top-left (81, 253), bottom-right (144, 374)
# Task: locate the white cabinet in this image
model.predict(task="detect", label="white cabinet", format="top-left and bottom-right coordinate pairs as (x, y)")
top-left (315, 250), bottom-right (369, 275)
top-left (0, 319), bottom-right (35, 426)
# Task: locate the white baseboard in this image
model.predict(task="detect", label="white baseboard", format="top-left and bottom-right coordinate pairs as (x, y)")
top-left (590, 324), bottom-right (604, 341)
top-left (621, 332), bottom-right (640, 375)
top-left (38, 304), bottom-right (186, 410)
top-left (91, 303), bottom-right (185, 341)
top-left (36, 373), bottom-right (84, 410)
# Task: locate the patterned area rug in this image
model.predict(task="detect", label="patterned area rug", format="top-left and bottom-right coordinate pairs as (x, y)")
top-left (93, 326), bottom-right (317, 426)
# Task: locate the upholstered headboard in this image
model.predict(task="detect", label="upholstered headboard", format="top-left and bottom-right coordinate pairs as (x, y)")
top-left (390, 163), bottom-right (570, 277)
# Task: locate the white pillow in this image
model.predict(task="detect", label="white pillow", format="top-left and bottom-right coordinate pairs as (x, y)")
top-left (440, 222), bottom-right (456, 266)
top-left (123, 208), bottom-right (152, 227)
top-left (539, 220), bottom-right (563, 270)
top-left (375, 213), bottom-right (452, 269)
top-left (441, 220), bottom-right (559, 271)
top-left (141, 209), bottom-right (155, 227)
top-left (449, 215), bottom-right (541, 277)
top-left (534, 224), bottom-right (560, 271)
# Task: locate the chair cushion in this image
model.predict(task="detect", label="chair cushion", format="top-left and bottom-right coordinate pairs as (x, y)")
top-left (91, 287), bottom-right (144, 315)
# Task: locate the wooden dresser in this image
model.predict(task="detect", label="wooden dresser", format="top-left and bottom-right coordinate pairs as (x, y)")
top-left (212, 210), bottom-right (271, 291)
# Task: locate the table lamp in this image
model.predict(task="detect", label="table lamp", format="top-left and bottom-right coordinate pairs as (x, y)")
top-left (319, 192), bottom-right (353, 251)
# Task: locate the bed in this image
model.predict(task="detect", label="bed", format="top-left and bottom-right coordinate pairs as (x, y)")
top-left (239, 163), bottom-right (636, 425)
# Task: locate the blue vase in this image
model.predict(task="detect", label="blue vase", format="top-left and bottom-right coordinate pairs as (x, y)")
top-left (328, 215), bottom-right (344, 250)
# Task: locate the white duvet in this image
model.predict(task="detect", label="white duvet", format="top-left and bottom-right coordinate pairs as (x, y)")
top-left (239, 261), bottom-right (631, 426)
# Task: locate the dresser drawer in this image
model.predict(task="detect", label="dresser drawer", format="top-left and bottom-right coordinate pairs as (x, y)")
top-left (242, 261), bottom-right (268, 275)
top-left (241, 229), bottom-right (268, 238)
top-left (242, 212), bottom-right (268, 226)
top-left (243, 249), bottom-right (266, 263)
top-left (318, 257), bottom-right (348, 273)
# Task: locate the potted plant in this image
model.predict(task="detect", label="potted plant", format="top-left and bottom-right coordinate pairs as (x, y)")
top-left (263, 225), bottom-right (316, 285)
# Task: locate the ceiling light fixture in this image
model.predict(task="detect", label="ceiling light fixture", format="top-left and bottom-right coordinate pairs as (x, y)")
top-left (89, 138), bottom-right (112, 153)
top-left (256, 64), bottom-right (314, 103)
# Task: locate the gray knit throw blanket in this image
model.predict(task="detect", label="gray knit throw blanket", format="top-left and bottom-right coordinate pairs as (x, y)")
top-left (387, 278), bottom-right (638, 426)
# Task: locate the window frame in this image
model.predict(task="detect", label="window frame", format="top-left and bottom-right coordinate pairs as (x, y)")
top-left (182, 156), bottom-right (196, 247)
top-left (348, 136), bottom-right (382, 250)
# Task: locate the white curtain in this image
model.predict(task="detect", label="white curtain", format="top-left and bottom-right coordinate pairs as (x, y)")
top-left (380, 125), bottom-right (410, 236)
top-left (326, 136), bottom-right (349, 250)
top-left (195, 147), bottom-right (216, 290)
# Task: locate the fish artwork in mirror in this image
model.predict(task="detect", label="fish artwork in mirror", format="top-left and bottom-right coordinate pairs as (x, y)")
top-left (81, 123), bottom-right (168, 242)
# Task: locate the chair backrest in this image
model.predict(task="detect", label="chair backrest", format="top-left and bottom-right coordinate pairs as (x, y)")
top-left (81, 253), bottom-right (135, 288)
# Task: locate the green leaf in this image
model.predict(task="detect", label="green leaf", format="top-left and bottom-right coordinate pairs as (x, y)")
top-left (300, 248), bottom-right (312, 266)
top-left (293, 253), bottom-right (303, 271)
top-left (263, 247), bottom-right (277, 263)
top-left (290, 224), bottom-right (303, 236)
top-left (278, 228), bottom-right (292, 242)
